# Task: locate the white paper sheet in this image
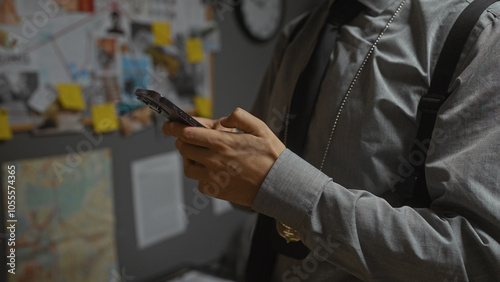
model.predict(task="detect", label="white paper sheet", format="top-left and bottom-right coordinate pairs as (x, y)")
top-left (27, 84), bottom-right (57, 113)
top-left (131, 151), bottom-right (186, 250)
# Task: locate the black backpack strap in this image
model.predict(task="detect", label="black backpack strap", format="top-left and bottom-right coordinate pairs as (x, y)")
top-left (395, 0), bottom-right (498, 207)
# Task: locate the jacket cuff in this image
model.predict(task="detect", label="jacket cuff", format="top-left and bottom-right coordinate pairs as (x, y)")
top-left (252, 149), bottom-right (330, 230)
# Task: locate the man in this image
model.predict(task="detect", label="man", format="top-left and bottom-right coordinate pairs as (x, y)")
top-left (163, 0), bottom-right (500, 280)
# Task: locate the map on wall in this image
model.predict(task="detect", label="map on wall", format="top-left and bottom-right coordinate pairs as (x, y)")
top-left (2, 149), bottom-right (117, 282)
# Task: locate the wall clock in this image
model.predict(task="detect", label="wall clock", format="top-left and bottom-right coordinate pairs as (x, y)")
top-left (235, 0), bottom-right (285, 42)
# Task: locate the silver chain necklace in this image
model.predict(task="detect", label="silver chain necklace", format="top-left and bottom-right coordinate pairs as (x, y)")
top-left (277, 0), bottom-right (407, 244)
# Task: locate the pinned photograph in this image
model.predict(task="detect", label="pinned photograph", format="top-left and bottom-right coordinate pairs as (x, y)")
top-left (0, 0), bottom-right (20, 25)
top-left (95, 37), bottom-right (117, 72)
top-left (131, 22), bottom-right (153, 53)
top-left (121, 55), bottom-right (151, 104)
top-left (0, 28), bottom-right (16, 49)
top-left (54, 0), bottom-right (94, 13)
top-left (107, 2), bottom-right (125, 35)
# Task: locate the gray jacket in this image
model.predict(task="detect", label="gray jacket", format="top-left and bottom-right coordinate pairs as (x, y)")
top-left (251, 0), bottom-right (500, 280)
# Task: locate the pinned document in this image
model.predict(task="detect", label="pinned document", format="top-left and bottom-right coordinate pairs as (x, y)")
top-left (152, 22), bottom-right (172, 46)
top-left (0, 109), bottom-right (13, 140)
top-left (186, 38), bottom-right (204, 63)
top-left (194, 96), bottom-right (212, 118)
top-left (131, 151), bottom-right (187, 249)
top-left (28, 85), bottom-right (58, 114)
top-left (57, 84), bottom-right (86, 111)
top-left (91, 103), bottom-right (119, 133)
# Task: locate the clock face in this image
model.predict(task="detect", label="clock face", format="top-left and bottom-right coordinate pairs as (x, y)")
top-left (236, 0), bottom-right (285, 42)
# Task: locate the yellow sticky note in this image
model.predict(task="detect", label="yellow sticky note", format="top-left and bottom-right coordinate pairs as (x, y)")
top-left (91, 103), bottom-right (119, 133)
top-left (0, 109), bottom-right (13, 140)
top-left (152, 22), bottom-right (172, 46)
top-left (57, 84), bottom-right (86, 111)
top-left (194, 96), bottom-right (212, 118)
top-left (186, 38), bottom-right (204, 63)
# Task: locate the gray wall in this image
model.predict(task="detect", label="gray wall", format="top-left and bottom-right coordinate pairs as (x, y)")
top-left (0, 1), bottom-right (323, 281)
top-left (213, 0), bottom-right (324, 117)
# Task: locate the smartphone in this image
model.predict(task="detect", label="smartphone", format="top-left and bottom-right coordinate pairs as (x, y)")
top-left (134, 88), bottom-right (205, 128)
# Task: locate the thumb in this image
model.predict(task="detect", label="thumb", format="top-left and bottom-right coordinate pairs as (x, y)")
top-left (220, 108), bottom-right (267, 136)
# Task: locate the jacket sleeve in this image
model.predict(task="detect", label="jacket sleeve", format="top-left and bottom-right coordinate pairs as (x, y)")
top-left (251, 8), bottom-right (500, 282)
top-left (251, 12), bottom-right (310, 122)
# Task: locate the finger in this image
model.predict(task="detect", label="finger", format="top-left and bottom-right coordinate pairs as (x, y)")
top-left (183, 159), bottom-right (210, 181)
top-left (193, 116), bottom-right (217, 128)
top-left (162, 121), bottom-right (173, 136)
top-left (194, 116), bottom-right (237, 132)
top-left (219, 108), bottom-right (267, 136)
top-left (175, 139), bottom-right (219, 168)
top-left (182, 156), bottom-right (206, 173)
top-left (171, 122), bottom-right (229, 149)
top-left (169, 121), bottom-right (196, 140)
top-left (214, 118), bottom-right (238, 133)
top-left (182, 156), bottom-right (196, 167)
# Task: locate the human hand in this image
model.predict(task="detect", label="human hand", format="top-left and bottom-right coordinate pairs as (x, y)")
top-left (162, 108), bottom-right (286, 207)
top-left (182, 116), bottom-right (237, 132)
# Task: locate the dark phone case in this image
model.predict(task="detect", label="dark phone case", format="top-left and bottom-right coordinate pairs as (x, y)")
top-left (134, 88), bottom-right (205, 128)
